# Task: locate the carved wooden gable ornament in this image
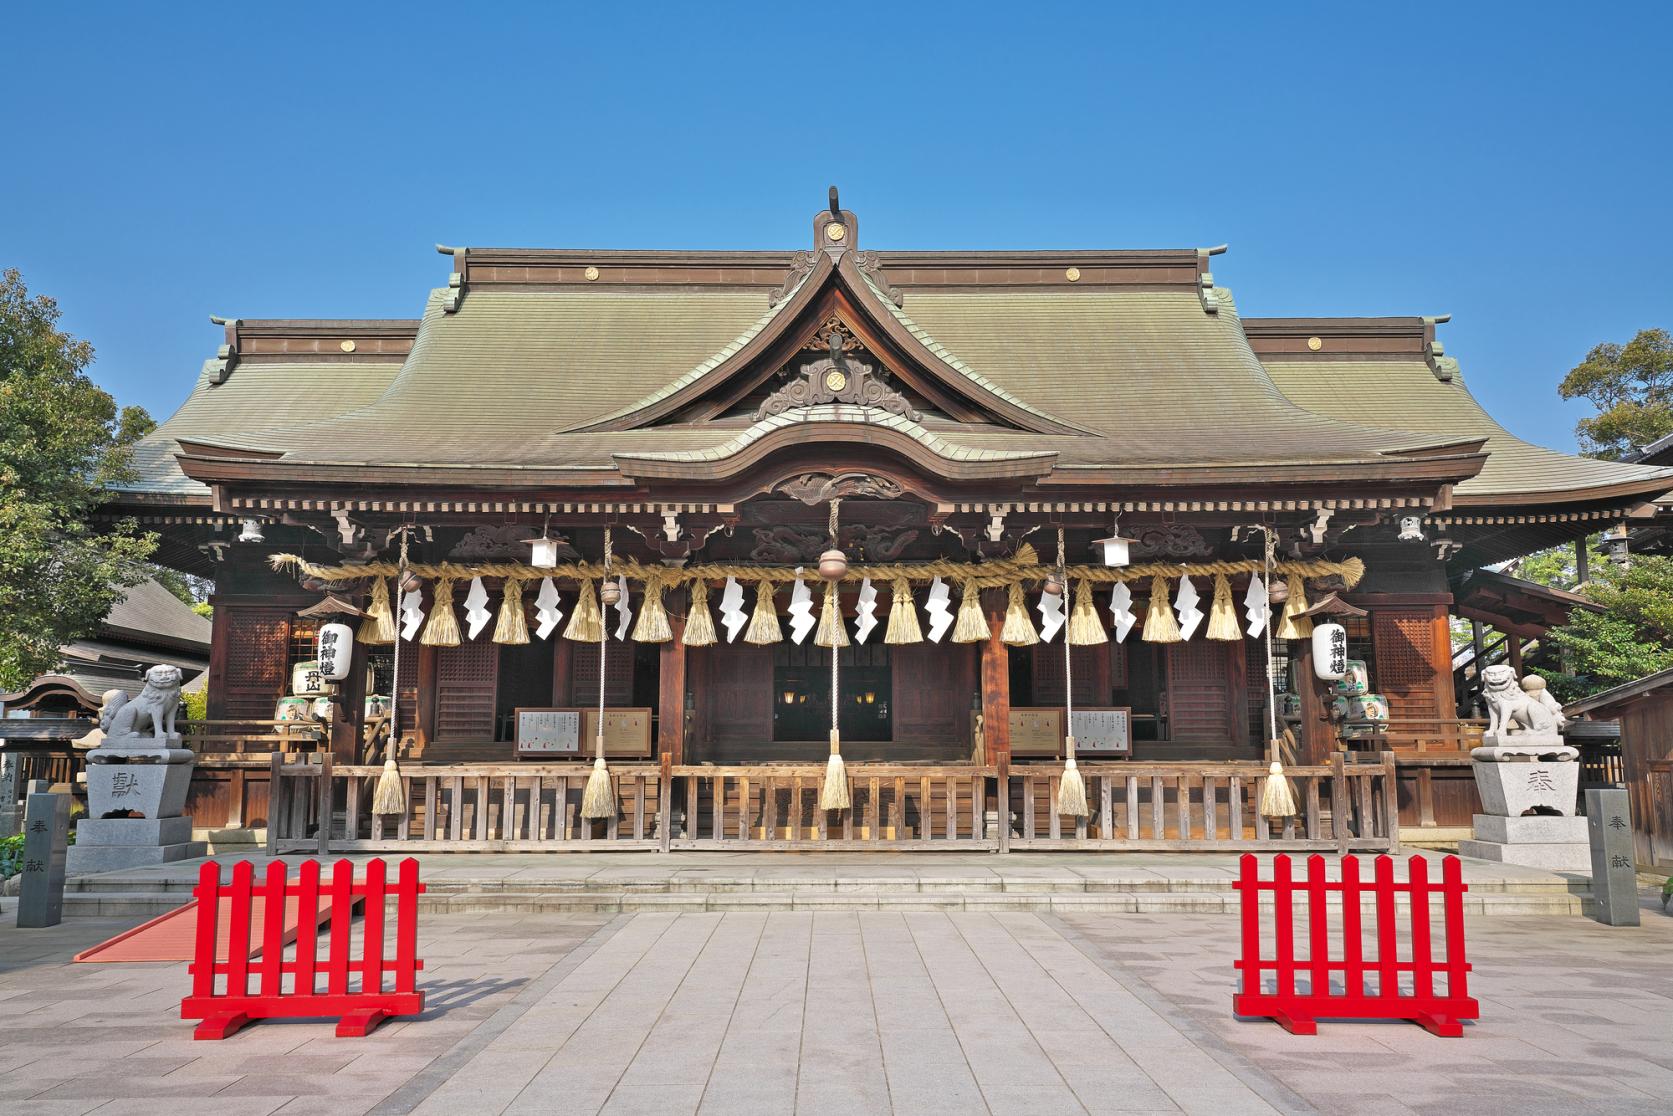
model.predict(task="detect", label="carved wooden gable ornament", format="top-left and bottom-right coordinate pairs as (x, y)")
top-left (753, 317), bottom-right (920, 423)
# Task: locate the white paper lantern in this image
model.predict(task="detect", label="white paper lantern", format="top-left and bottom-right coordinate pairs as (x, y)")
top-left (528, 535), bottom-right (561, 569)
top-left (316, 622), bottom-right (354, 682)
top-left (1311, 622), bottom-right (1348, 681)
top-left (1092, 534), bottom-right (1132, 567)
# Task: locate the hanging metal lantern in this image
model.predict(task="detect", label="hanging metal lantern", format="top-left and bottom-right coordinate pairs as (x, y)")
top-left (818, 547), bottom-right (848, 581)
top-left (599, 578), bottom-right (622, 608)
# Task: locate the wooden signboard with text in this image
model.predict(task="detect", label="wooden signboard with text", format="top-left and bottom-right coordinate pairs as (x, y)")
top-left (1070, 706), bottom-right (1132, 755)
top-left (1008, 706), bottom-right (1131, 757)
top-left (516, 707), bottom-right (653, 759)
top-left (1008, 708), bottom-right (1063, 757)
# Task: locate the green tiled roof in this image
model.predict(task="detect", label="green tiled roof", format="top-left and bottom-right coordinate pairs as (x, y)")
top-left (118, 356), bottom-right (403, 496)
top-left (1261, 352), bottom-right (1673, 499)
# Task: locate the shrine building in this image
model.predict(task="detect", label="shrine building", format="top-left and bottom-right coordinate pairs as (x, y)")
top-left (97, 193), bottom-right (1673, 852)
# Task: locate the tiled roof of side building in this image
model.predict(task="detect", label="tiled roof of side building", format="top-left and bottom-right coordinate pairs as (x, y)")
top-left (1248, 317), bottom-right (1673, 504)
top-left (115, 318), bottom-right (418, 497)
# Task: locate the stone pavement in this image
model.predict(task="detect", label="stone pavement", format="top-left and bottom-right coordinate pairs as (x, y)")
top-left (1, 901), bottom-right (1670, 1115)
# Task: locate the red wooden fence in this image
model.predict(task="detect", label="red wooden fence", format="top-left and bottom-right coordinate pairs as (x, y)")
top-left (180, 857), bottom-right (425, 1039)
top-left (1233, 852), bottom-right (1478, 1036)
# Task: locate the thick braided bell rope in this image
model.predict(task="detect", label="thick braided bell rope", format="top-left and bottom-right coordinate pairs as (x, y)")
top-left (270, 547), bottom-right (1363, 592)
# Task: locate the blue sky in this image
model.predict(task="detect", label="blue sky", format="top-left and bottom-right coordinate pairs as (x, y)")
top-left (5, 2), bottom-right (1668, 452)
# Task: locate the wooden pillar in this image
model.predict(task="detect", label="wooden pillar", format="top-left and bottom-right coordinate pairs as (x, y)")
top-left (205, 591), bottom-right (232, 720)
top-left (415, 643), bottom-right (439, 751)
top-left (1292, 637), bottom-right (1332, 765)
top-left (330, 634), bottom-right (369, 765)
top-left (980, 589), bottom-right (1010, 765)
top-left (552, 636), bottom-right (574, 706)
top-left (1506, 634), bottom-right (1523, 675)
top-left (659, 612), bottom-right (687, 764)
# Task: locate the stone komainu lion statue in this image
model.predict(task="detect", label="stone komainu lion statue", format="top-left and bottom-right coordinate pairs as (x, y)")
top-left (1481, 663), bottom-right (1562, 738)
top-left (100, 664), bottom-right (184, 744)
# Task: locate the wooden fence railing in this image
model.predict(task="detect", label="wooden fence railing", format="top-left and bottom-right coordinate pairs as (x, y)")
top-left (669, 764), bottom-right (998, 850)
top-left (269, 754), bottom-right (1400, 854)
top-left (1005, 757), bottom-right (1399, 852)
top-left (1374, 718), bottom-right (1485, 754)
top-left (182, 720), bottom-right (324, 756)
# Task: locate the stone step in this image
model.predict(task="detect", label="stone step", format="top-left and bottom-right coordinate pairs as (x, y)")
top-left (51, 887), bottom-right (1588, 919)
top-left (62, 872), bottom-right (1588, 898)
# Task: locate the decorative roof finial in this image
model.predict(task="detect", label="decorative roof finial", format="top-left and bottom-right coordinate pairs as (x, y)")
top-left (829, 185), bottom-right (840, 216)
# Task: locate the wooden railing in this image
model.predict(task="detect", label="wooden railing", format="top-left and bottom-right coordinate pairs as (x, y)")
top-left (669, 764), bottom-right (997, 850)
top-left (269, 754), bottom-right (1400, 855)
top-left (268, 756), bottom-right (665, 854)
top-left (180, 720), bottom-right (323, 757)
top-left (1372, 718), bottom-right (1485, 754)
top-left (1005, 756), bottom-right (1399, 852)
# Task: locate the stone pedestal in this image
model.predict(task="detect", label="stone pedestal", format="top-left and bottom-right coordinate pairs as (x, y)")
top-left (86, 745), bottom-right (194, 819)
top-left (67, 736), bottom-right (203, 875)
top-left (1460, 814), bottom-right (1592, 871)
top-left (1466, 738), bottom-right (1589, 872)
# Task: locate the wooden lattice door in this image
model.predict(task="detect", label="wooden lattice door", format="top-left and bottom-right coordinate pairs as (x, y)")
top-left (434, 639), bottom-right (499, 742)
top-left (219, 607), bottom-right (291, 719)
top-left (570, 640), bottom-right (634, 709)
top-left (1165, 640), bottom-right (1242, 744)
top-left (1371, 608), bottom-right (1448, 721)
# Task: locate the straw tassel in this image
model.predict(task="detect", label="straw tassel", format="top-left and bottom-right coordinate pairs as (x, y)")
top-left (581, 751), bottom-right (615, 818)
top-left (357, 577), bottom-right (395, 645)
top-left (1056, 737), bottom-right (1090, 817)
top-left (745, 580), bottom-right (783, 644)
top-left (1140, 575), bottom-right (1182, 643)
top-left (1205, 574), bottom-right (1240, 641)
top-left (1275, 575), bottom-right (1313, 640)
top-left (1260, 758), bottom-right (1298, 819)
top-left (492, 578), bottom-right (529, 644)
top-left (632, 578), bottom-right (673, 643)
top-left (884, 577), bottom-right (922, 644)
top-left (1067, 580), bottom-right (1109, 646)
top-left (563, 579), bottom-right (603, 643)
top-left (419, 577), bottom-right (461, 647)
top-left (371, 755), bottom-right (405, 815)
top-left (815, 728), bottom-right (850, 810)
top-left (814, 581), bottom-right (849, 648)
top-left (682, 580), bottom-right (717, 647)
top-left (951, 579), bottom-right (990, 643)
top-left (1000, 582), bottom-right (1039, 646)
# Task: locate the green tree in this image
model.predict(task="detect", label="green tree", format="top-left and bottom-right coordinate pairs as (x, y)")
top-left (1546, 555), bottom-right (1673, 700)
top-left (1558, 328), bottom-right (1673, 460)
top-left (0, 268), bottom-right (157, 690)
